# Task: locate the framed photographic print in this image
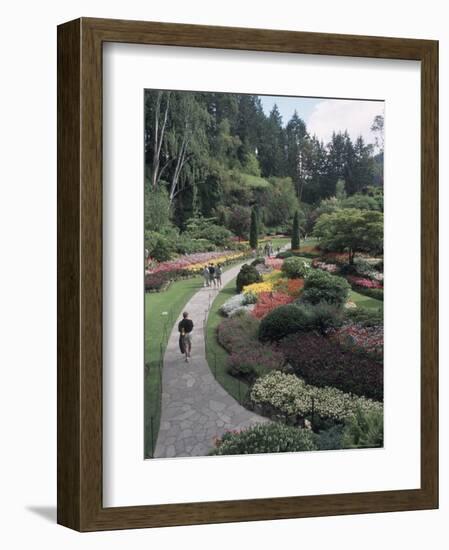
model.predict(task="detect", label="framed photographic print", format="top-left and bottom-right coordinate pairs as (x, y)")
top-left (57, 17), bottom-right (438, 531)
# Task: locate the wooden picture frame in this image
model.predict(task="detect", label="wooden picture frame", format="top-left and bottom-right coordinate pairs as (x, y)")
top-left (57, 17), bottom-right (438, 531)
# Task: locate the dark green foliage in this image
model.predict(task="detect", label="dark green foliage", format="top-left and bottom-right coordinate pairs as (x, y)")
top-left (228, 205), bottom-right (251, 240)
top-left (209, 423), bottom-right (317, 455)
top-left (250, 257), bottom-right (266, 267)
top-left (183, 217), bottom-right (232, 247)
top-left (313, 208), bottom-right (383, 264)
top-left (315, 425), bottom-right (345, 450)
top-left (304, 302), bottom-right (345, 335)
top-left (341, 193), bottom-right (381, 211)
top-left (236, 264), bottom-right (262, 293)
top-left (249, 207), bottom-right (258, 249)
top-left (281, 257), bottom-right (309, 279)
top-left (258, 304), bottom-right (315, 342)
top-left (280, 332), bottom-right (383, 401)
top-left (144, 91), bottom-right (382, 240)
top-left (291, 210), bottom-right (300, 250)
top-left (144, 186), bottom-right (171, 232)
top-left (276, 250), bottom-right (294, 259)
top-left (345, 307), bottom-right (383, 327)
top-left (301, 270), bottom-right (350, 307)
top-left (341, 408), bottom-right (384, 448)
top-left (145, 232), bottom-right (175, 262)
top-left (174, 236), bottom-right (216, 254)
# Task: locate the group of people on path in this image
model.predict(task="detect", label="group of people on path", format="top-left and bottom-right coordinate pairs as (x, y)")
top-left (259, 241), bottom-right (279, 258)
top-left (202, 263), bottom-right (222, 288)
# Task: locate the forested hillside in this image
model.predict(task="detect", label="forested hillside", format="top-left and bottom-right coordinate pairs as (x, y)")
top-left (144, 90), bottom-right (383, 260)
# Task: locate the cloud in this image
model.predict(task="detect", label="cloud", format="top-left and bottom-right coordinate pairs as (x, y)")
top-left (306, 99), bottom-right (384, 146)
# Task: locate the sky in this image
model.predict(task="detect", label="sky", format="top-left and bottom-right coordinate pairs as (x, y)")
top-left (259, 95), bottom-right (384, 146)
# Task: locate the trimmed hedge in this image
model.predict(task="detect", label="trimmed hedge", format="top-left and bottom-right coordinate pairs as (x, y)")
top-left (208, 422), bottom-right (317, 455)
top-left (258, 304), bottom-right (315, 342)
top-left (281, 257), bottom-right (310, 279)
top-left (236, 264), bottom-right (262, 293)
top-left (279, 332), bottom-right (383, 401)
top-left (301, 269), bottom-right (350, 306)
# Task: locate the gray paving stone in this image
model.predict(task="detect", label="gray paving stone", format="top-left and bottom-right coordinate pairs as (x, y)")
top-left (154, 260), bottom-right (272, 459)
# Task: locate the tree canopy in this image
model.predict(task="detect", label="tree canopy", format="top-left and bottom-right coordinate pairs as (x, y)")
top-left (144, 90), bottom-right (383, 250)
top-left (313, 208), bottom-right (384, 264)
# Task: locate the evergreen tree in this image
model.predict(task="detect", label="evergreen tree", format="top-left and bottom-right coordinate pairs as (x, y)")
top-left (291, 210), bottom-right (300, 250)
top-left (249, 207), bottom-right (259, 249)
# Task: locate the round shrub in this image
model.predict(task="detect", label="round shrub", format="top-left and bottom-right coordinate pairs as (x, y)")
top-left (281, 257), bottom-right (310, 279)
top-left (208, 423), bottom-right (317, 455)
top-left (305, 302), bottom-right (345, 334)
top-left (236, 264), bottom-right (262, 293)
top-left (258, 304), bottom-right (314, 342)
top-left (301, 270), bottom-right (350, 306)
top-left (251, 257), bottom-right (266, 267)
top-left (145, 232), bottom-right (175, 262)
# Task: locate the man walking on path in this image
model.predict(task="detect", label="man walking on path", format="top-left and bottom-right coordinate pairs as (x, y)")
top-left (178, 311), bottom-right (194, 362)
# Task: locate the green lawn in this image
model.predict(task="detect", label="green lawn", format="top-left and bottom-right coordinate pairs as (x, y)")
top-left (144, 275), bottom-right (203, 458)
top-left (349, 289), bottom-right (383, 311)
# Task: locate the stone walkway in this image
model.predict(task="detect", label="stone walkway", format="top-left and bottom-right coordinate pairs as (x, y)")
top-left (154, 260), bottom-right (269, 458)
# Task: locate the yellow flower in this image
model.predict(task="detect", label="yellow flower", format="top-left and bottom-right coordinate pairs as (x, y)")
top-left (262, 270), bottom-right (283, 284)
top-left (243, 281), bottom-right (274, 295)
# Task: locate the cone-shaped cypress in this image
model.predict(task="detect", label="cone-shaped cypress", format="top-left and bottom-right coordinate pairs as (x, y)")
top-left (291, 210), bottom-right (300, 250)
top-left (249, 207), bottom-right (258, 249)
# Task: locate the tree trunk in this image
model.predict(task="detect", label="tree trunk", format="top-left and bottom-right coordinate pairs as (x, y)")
top-left (151, 91), bottom-right (170, 190)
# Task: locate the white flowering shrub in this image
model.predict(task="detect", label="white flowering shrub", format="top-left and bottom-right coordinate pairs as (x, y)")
top-left (219, 294), bottom-right (246, 317)
top-left (250, 371), bottom-right (382, 423)
top-left (229, 304), bottom-right (255, 318)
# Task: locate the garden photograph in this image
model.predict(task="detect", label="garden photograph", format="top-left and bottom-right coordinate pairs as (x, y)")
top-left (144, 90), bottom-right (384, 459)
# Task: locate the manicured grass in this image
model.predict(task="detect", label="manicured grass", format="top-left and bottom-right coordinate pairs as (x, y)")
top-left (144, 275), bottom-right (202, 457)
top-left (349, 289), bottom-right (383, 311)
top-left (205, 277), bottom-right (251, 405)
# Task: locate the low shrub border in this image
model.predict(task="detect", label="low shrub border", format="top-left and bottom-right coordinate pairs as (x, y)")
top-left (249, 371), bottom-right (383, 428)
top-left (209, 422), bottom-right (317, 455)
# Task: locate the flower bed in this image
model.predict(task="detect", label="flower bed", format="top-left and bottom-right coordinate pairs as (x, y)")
top-left (311, 259), bottom-right (339, 273)
top-left (250, 371), bottom-right (383, 424)
top-left (265, 257), bottom-right (284, 270)
top-left (329, 324), bottom-right (383, 359)
top-left (242, 281), bottom-right (274, 295)
top-left (147, 250), bottom-right (249, 275)
top-left (279, 332), bottom-right (383, 401)
top-left (273, 278), bottom-right (305, 297)
top-left (144, 269), bottom-right (191, 292)
top-left (251, 291), bottom-right (295, 319)
top-left (347, 276), bottom-right (383, 289)
top-left (217, 316), bottom-right (284, 379)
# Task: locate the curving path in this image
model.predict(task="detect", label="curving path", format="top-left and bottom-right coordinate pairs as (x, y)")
top-left (154, 260), bottom-right (269, 458)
